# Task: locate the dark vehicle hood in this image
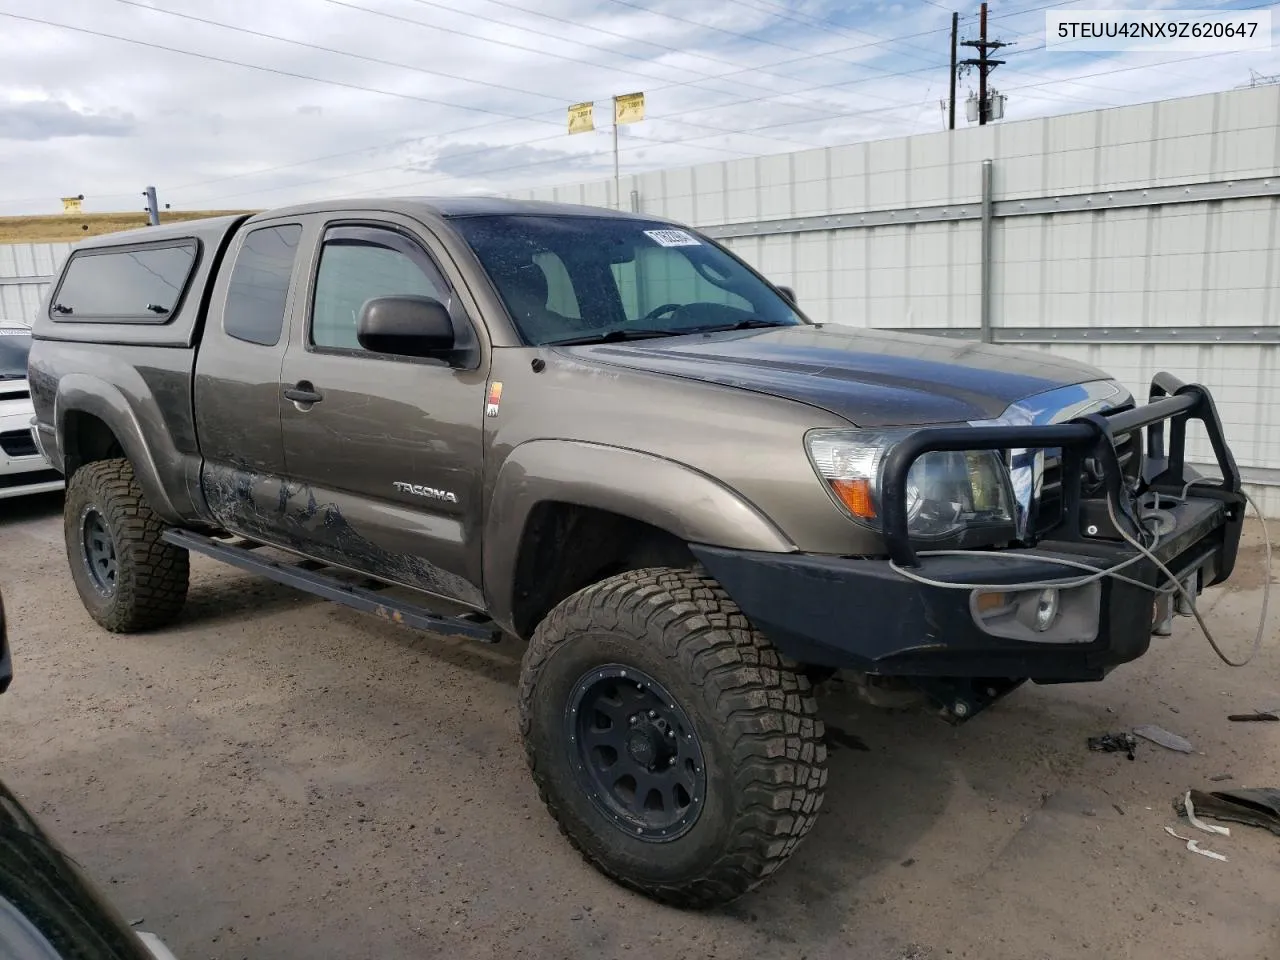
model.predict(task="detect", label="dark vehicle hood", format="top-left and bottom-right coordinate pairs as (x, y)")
top-left (0, 592), bottom-right (153, 960)
top-left (558, 325), bottom-right (1110, 426)
top-left (0, 781), bottom-right (155, 960)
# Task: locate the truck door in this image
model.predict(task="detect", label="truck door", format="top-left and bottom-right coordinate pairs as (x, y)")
top-left (195, 217), bottom-right (306, 541)
top-left (276, 217), bottom-right (488, 609)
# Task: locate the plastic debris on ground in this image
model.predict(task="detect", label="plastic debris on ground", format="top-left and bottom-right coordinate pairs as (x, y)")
top-left (1176, 788), bottom-right (1280, 838)
top-left (1133, 724), bottom-right (1194, 753)
top-left (1088, 732), bottom-right (1138, 760)
top-left (1164, 826), bottom-right (1229, 862)
top-left (1182, 791), bottom-right (1231, 836)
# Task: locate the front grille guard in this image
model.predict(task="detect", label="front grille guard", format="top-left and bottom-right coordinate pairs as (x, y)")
top-left (880, 373), bottom-right (1242, 568)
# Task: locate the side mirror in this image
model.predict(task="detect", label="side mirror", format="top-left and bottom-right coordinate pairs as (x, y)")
top-left (777, 285), bottom-right (796, 305)
top-left (356, 295), bottom-right (455, 357)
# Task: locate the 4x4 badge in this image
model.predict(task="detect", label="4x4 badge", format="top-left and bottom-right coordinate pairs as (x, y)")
top-left (486, 381), bottom-right (503, 418)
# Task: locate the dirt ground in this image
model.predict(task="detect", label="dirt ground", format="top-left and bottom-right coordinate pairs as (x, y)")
top-left (1, 490), bottom-right (1278, 960)
top-left (0, 210), bottom-right (252, 243)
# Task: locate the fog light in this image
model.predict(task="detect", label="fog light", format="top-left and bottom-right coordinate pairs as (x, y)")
top-left (1034, 588), bottom-right (1060, 632)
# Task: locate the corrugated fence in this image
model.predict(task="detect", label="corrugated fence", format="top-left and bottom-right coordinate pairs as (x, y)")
top-left (0, 241), bottom-right (71, 328)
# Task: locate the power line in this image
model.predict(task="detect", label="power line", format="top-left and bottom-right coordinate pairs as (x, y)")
top-left (0, 11), bottom-right (550, 122)
top-left (168, 45), bottom-right (964, 203)
top-left (0, 0), bottom-right (1229, 209)
top-left (416, 42), bottom-right (1280, 195)
top-left (595, 0), bottom-right (889, 61)
top-left (187, 8), bottom-right (1253, 208)
top-left (407, 0), bottom-right (932, 86)
top-left (106, 0), bottom-right (833, 157)
top-left (326, 0), bottom-right (863, 119)
top-left (109, 0), bottom-right (568, 106)
top-left (140, 2), bottom-right (1089, 204)
top-left (176, 50), bottom-right (962, 205)
top-left (718, 0), bottom-right (945, 62)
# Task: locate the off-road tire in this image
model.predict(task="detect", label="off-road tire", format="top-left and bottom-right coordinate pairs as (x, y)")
top-left (63, 458), bottom-right (189, 632)
top-left (518, 567), bottom-right (827, 908)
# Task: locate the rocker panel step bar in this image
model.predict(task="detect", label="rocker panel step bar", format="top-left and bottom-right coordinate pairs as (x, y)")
top-left (162, 529), bottom-right (501, 643)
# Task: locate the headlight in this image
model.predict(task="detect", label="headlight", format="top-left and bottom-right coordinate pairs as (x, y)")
top-left (806, 428), bottom-right (1015, 539)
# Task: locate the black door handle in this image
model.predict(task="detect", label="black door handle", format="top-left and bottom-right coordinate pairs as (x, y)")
top-left (283, 381), bottom-right (323, 405)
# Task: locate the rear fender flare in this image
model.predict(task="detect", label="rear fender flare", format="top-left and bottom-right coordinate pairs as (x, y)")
top-left (54, 374), bottom-right (183, 524)
top-left (483, 439), bottom-right (795, 627)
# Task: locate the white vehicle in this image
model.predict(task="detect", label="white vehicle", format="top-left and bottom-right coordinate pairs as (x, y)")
top-left (0, 321), bottom-right (63, 499)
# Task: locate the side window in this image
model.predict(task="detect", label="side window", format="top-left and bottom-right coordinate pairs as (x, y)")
top-left (609, 260), bottom-right (639, 321)
top-left (533, 252), bottom-right (580, 319)
top-left (311, 226), bottom-right (452, 353)
top-left (618, 247), bottom-right (751, 321)
top-left (51, 242), bottom-right (197, 322)
top-left (224, 225), bottom-right (302, 346)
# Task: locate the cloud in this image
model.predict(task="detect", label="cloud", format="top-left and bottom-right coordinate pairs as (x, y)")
top-left (419, 140), bottom-right (597, 181)
top-left (0, 99), bottom-right (134, 141)
top-left (0, 0), bottom-right (1274, 215)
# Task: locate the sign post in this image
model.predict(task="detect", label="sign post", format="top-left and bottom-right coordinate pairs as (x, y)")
top-left (612, 93), bottom-right (645, 210)
top-left (568, 94), bottom-right (644, 210)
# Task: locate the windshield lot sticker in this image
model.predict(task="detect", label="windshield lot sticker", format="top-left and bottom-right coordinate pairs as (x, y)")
top-left (644, 229), bottom-right (701, 247)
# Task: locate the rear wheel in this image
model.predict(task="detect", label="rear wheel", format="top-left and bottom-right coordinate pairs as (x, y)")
top-left (518, 567), bottom-right (827, 908)
top-left (64, 459), bottom-right (189, 632)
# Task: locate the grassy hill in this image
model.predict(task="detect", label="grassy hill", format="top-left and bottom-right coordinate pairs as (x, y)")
top-left (0, 210), bottom-right (257, 244)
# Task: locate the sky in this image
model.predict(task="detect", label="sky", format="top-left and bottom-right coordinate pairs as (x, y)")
top-left (0, 0), bottom-right (1277, 215)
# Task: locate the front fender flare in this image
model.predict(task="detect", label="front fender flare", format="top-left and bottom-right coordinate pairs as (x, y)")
top-left (482, 439), bottom-right (795, 628)
top-left (55, 374), bottom-right (183, 524)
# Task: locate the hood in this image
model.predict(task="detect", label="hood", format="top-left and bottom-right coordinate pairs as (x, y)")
top-left (556, 325), bottom-right (1108, 426)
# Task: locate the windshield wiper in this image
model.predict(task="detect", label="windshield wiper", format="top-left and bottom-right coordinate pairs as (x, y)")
top-left (684, 318), bottom-right (788, 334)
top-left (546, 328), bottom-right (681, 346)
top-left (0, 373), bottom-right (24, 381)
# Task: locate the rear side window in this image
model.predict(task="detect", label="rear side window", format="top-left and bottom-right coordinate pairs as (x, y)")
top-left (50, 242), bottom-right (197, 322)
top-left (224, 225), bottom-right (302, 346)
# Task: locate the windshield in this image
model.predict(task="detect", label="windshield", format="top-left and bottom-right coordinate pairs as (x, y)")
top-left (0, 329), bottom-right (31, 380)
top-left (450, 215), bottom-right (805, 345)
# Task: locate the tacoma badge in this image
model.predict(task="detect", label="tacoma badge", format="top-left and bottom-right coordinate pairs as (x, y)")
top-left (393, 482), bottom-right (458, 503)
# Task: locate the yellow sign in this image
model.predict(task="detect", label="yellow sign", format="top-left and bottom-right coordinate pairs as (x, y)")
top-left (61, 196), bottom-right (83, 214)
top-left (568, 101), bottom-right (594, 135)
top-left (614, 92), bottom-right (645, 125)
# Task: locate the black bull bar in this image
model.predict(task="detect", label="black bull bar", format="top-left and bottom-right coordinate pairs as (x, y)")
top-left (879, 372), bottom-right (1244, 571)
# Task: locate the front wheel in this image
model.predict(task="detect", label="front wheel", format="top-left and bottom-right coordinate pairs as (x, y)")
top-left (64, 458), bottom-right (189, 633)
top-left (518, 567), bottom-right (827, 908)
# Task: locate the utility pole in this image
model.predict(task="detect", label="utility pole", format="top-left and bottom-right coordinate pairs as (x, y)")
top-left (948, 11), bottom-right (958, 131)
top-left (960, 2), bottom-right (1006, 125)
top-left (612, 105), bottom-right (621, 211)
top-left (142, 186), bottom-right (160, 226)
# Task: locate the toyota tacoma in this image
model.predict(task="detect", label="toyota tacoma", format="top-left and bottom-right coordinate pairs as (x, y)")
top-left (26, 198), bottom-right (1244, 907)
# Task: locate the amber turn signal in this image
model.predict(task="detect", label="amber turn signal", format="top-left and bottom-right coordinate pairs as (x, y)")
top-left (830, 478), bottom-right (876, 521)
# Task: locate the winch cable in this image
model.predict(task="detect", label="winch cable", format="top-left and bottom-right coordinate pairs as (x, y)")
top-left (1111, 481), bottom-right (1270, 668)
top-left (887, 480), bottom-right (1271, 668)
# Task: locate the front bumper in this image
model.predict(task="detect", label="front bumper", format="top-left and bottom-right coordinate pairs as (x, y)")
top-left (693, 372), bottom-right (1245, 687)
top-left (0, 410), bottom-right (63, 500)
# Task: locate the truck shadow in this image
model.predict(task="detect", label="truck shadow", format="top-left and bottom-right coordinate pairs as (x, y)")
top-left (0, 490), bottom-right (65, 526)
top-left (179, 574), bottom-right (320, 626)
